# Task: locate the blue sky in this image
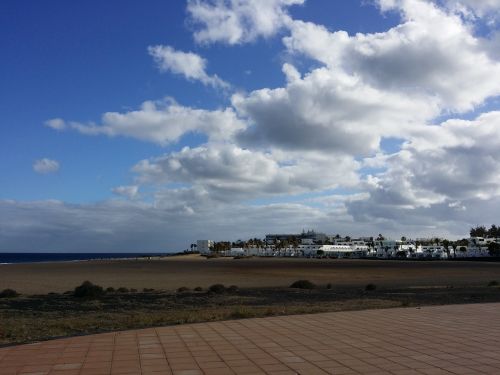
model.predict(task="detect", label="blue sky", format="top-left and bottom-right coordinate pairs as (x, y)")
top-left (1, 0), bottom-right (186, 202)
top-left (1, 0), bottom-right (500, 251)
top-left (0, 0), bottom-right (402, 203)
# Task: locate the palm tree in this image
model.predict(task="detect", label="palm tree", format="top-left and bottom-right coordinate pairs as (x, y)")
top-left (459, 246), bottom-right (467, 256)
top-left (442, 239), bottom-right (450, 258)
top-left (291, 237), bottom-right (299, 256)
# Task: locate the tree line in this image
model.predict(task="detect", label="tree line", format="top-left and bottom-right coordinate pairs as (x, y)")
top-left (470, 225), bottom-right (500, 238)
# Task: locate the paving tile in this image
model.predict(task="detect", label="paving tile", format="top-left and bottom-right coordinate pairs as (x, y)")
top-left (52, 363), bottom-right (83, 370)
top-left (2, 303), bottom-right (500, 374)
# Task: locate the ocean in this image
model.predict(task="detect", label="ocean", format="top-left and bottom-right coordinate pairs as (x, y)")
top-left (0, 253), bottom-right (167, 264)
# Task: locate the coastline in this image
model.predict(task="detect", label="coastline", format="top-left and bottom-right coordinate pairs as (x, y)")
top-left (0, 252), bottom-right (194, 266)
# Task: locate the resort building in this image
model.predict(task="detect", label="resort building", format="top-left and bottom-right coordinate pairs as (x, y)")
top-left (466, 237), bottom-right (499, 257)
top-left (196, 232), bottom-right (500, 259)
top-left (418, 245), bottom-right (448, 259)
top-left (265, 230), bottom-right (328, 244)
top-left (196, 240), bottom-right (214, 255)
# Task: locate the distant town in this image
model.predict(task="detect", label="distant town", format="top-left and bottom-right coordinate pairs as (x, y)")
top-left (193, 225), bottom-right (500, 259)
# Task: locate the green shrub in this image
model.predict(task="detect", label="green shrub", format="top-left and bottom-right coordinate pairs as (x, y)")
top-left (488, 280), bottom-right (499, 287)
top-left (209, 284), bottom-right (226, 294)
top-left (177, 286), bottom-right (190, 293)
top-left (143, 288), bottom-right (155, 292)
top-left (194, 286), bottom-right (203, 291)
top-left (290, 280), bottom-right (315, 289)
top-left (117, 287), bottom-right (129, 293)
top-left (74, 281), bottom-right (104, 298)
top-left (130, 288), bottom-right (137, 293)
top-left (0, 289), bottom-right (19, 298)
top-left (365, 283), bottom-right (377, 291)
top-left (106, 287), bottom-right (115, 293)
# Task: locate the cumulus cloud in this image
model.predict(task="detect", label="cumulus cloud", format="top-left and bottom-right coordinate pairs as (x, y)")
top-left (346, 111), bottom-right (500, 229)
top-left (112, 185), bottom-right (139, 199)
top-left (284, 1), bottom-right (500, 113)
top-left (234, 66), bottom-right (437, 154)
top-left (443, 0), bottom-right (500, 21)
top-left (148, 45), bottom-right (229, 89)
top-left (187, 0), bottom-right (304, 44)
top-left (132, 144), bottom-right (360, 202)
top-left (65, 98), bottom-right (246, 145)
top-left (33, 158), bottom-right (60, 174)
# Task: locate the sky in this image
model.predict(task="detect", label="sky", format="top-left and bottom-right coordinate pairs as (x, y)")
top-left (1, 0), bottom-right (500, 252)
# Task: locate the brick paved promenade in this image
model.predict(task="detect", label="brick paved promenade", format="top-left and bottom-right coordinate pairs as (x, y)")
top-left (1, 303), bottom-right (499, 375)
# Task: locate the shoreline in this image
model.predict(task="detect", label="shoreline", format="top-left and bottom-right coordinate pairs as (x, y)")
top-left (0, 252), bottom-right (198, 266)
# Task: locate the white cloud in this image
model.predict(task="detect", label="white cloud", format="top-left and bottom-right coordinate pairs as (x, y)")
top-left (443, 0), bottom-right (500, 21)
top-left (33, 158), bottom-right (60, 174)
top-left (281, 62), bottom-right (301, 83)
top-left (112, 185), bottom-right (139, 199)
top-left (133, 144), bottom-right (360, 202)
top-left (187, 0), bottom-right (304, 45)
top-left (44, 118), bottom-right (66, 131)
top-left (284, 0), bottom-right (500, 113)
top-left (233, 66), bottom-right (437, 155)
top-left (148, 45), bottom-right (229, 89)
top-left (346, 111), bottom-right (500, 230)
top-left (65, 98), bottom-right (245, 145)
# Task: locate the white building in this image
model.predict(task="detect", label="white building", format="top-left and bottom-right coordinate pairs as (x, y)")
top-left (299, 244), bottom-right (368, 258)
top-left (418, 245), bottom-right (448, 259)
top-left (466, 237), bottom-right (499, 257)
top-left (197, 240), bottom-right (214, 255)
top-left (225, 248), bottom-right (245, 256)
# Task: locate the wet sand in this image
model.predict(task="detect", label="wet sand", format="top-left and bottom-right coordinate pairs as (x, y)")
top-left (1, 255), bottom-right (500, 294)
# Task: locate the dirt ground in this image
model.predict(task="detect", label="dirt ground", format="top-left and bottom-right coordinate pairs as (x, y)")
top-left (1, 256), bottom-right (500, 294)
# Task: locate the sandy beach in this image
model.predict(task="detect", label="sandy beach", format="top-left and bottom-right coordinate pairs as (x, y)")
top-left (1, 255), bottom-right (500, 294)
